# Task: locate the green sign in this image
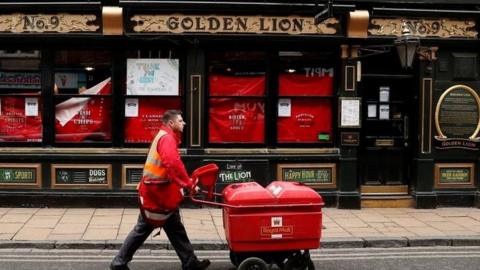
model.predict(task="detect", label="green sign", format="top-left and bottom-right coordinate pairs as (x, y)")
top-left (282, 167), bottom-right (332, 184)
top-left (0, 168), bottom-right (36, 184)
top-left (439, 168), bottom-right (471, 184)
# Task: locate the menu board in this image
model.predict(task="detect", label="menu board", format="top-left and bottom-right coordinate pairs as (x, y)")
top-left (277, 163), bottom-right (336, 188)
top-left (0, 163), bottom-right (41, 188)
top-left (51, 164), bottom-right (111, 188)
top-left (339, 97), bottom-right (361, 128)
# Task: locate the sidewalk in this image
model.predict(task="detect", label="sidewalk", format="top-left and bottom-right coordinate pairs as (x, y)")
top-left (1, 207), bottom-right (480, 249)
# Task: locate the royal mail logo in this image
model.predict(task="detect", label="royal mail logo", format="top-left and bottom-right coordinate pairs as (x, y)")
top-left (271, 216), bottom-right (282, 227)
top-left (261, 225), bottom-right (293, 236)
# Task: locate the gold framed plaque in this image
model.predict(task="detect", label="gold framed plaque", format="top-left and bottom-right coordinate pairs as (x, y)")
top-left (51, 164), bottom-right (112, 189)
top-left (121, 164), bottom-right (143, 189)
top-left (0, 163), bottom-right (41, 188)
top-left (277, 163), bottom-right (336, 189)
top-left (434, 163), bottom-right (475, 188)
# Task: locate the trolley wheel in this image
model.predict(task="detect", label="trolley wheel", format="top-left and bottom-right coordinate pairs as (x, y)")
top-left (237, 257), bottom-right (269, 270)
top-left (283, 253), bottom-right (315, 270)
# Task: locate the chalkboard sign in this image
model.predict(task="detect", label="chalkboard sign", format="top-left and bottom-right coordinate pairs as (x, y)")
top-left (51, 164), bottom-right (112, 189)
top-left (203, 159), bottom-right (269, 202)
top-left (435, 85), bottom-right (480, 139)
top-left (434, 163), bottom-right (474, 188)
top-left (277, 163), bottom-right (336, 188)
top-left (122, 164), bottom-right (143, 188)
top-left (0, 163), bottom-right (41, 188)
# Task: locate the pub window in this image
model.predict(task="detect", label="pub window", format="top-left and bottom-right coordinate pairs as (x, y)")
top-left (0, 50), bottom-right (42, 142)
top-left (208, 52), bottom-right (266, 144)
top-left (54, 50), bottom-right (112, 143)
top-left (277, 51), bottom-right (334, 143)
top-left (124, 50), bottom-right (182, 144)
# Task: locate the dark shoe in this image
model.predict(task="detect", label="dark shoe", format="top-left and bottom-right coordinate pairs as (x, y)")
top-left (188, 259), bottom-right (211, 270)
top-left (109, 263), bottom-right (130, 270)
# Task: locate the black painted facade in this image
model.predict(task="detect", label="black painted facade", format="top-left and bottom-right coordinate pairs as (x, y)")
top-left (0, 0), bottom-right (479, 208)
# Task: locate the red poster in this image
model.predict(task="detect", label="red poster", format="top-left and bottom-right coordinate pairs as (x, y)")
top-left (209, 74), bottom-right (265, 96)
top-left (277, 98), bottom-right (332, 143)
top-left (209, 98), bottom-right (265, 143)
top-left (124, 97), bottom-right (181, 143)
top-left (55, 78), bottom-right (112, 142)
top-left (0, 96), bottom-right (42, 142)
top-left (279, 73), bottom-right (333, 96)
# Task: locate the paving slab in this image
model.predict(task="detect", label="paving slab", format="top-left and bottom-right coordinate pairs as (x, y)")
top-left (0, 207), bottom-right (478, 250)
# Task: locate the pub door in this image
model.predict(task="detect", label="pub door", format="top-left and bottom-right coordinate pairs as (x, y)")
top-left (358, 54), bottom-right (416, 195)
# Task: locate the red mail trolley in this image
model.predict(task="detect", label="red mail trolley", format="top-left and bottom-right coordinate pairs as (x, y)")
top-left (190, 163), bottom-right (324, 270)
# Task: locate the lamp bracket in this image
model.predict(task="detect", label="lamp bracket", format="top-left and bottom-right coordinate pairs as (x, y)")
top-left (355, 45), bottom-right (393, 59)
top-left (416, 46), bottom-right (438, 61)
top-left (314, 0), bottom-right (334, 25)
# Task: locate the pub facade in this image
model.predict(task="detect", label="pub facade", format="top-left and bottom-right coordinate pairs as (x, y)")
top-left (0, 0), bottom-right (479, 209)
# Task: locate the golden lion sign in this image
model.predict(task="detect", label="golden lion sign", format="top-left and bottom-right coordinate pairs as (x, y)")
top-left (131, 14), bottom-right (339, 35)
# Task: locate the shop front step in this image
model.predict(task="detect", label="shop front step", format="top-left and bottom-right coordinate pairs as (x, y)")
top-left (361, 195), bottom-right (414, 208)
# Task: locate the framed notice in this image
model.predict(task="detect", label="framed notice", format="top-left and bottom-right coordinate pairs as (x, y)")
top-left (122, 164), bottom-right (144, 189)
top-left (434, 163), bottom-right (474, 188)
top-left (339, 97), bottom-right (361, 128)
top-left (126, 58), bottom-right (179, 96)
top-left (277, 163), bottom-right (336, 188)
top-left (0, 163), bottom-right (41, 188)
top-left (51, 164), bottom-right (112, 189)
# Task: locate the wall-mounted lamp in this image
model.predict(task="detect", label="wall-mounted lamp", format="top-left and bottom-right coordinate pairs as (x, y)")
top-left (352, 24), bottom-right (437, 70)
top-left (394, 22), bottom-right (438, 69)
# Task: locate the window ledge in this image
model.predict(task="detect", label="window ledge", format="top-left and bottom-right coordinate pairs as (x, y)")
top-left (204, 148), bottom-right (339, 154)
top-left (0, 147), bottom-right (148, 155)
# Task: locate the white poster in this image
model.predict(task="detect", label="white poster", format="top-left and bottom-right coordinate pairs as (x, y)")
top-left (126, 58), bottom-right (179, 96)
top-left (379, 104), bottom-right (390, 120)
top-left (379, 86), bottom-right (390, 102)
top-left (340, 99), bottom-right (360, 127)
top-left (368, 104), bottom-right (377, 118)
top-left (278, 98), bottom-right (291, 117)
top-left (25, 97), bottom-right (38, 116)
top-left (125, 98), bottom-right (139, 117)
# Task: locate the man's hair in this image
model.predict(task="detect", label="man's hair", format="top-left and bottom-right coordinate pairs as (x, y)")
top-left (162, 110), bottom-right (182, 124)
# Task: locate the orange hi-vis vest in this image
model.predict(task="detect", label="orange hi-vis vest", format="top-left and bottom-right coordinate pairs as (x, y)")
top-left (142, 130), bottom-right (168, 183)
top-left (138, 129), bottom-right (184, 227)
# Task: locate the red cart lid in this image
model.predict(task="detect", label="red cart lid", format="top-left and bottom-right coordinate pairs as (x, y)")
top-left (223, 181), bottom-right (324, 206)
top-left (266, 181), bottom-right (324, 205)
top-left (223, 182), bottom-right (274, 206)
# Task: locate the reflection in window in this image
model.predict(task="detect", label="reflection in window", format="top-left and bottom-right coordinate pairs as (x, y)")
top-left (0, 50), bottom-right (42, 142)
top-left (54, 50), bottom-right (112, 142)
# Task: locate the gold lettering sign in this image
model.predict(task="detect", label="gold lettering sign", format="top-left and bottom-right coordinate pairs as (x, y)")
top-left (131, 14), bottom-right (339, 35)
top-left (369, 18), bottom-right (477, 38)
top-left (0, 13), bottom-right (99, 33)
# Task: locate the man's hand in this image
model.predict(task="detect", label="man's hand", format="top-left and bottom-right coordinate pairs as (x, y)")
top-left (183, 185), bottom-right (201, 196)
